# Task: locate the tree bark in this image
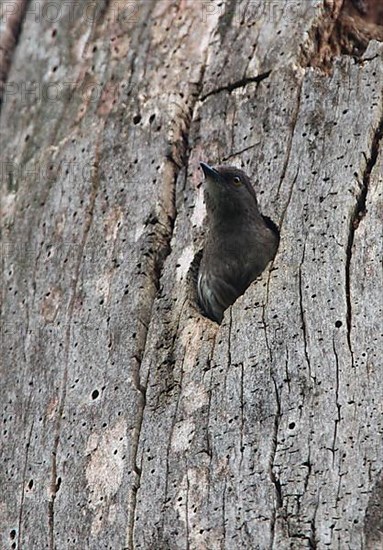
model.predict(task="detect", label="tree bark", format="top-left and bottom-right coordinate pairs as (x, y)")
top-left (1, 1), bottom-right (382, 549)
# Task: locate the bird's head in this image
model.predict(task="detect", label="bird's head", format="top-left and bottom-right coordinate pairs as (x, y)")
top-left (200, 162), bottom-right (259, 217)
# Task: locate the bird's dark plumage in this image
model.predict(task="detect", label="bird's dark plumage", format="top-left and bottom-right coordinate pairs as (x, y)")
top-left (197, 162), bottom-right (279, 323)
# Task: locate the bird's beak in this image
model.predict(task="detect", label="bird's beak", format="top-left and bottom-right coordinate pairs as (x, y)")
top-left (200, 162), bottom-right (221, 181)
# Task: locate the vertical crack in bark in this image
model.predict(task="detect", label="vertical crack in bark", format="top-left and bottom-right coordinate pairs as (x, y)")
top-left (227, 308), bottom-right (233, 366)
top-left (331, 338), bottom-right (341, 465)
top-left (261, 254), bottom-right (283, 547)
top-left (276, 78), bottom-right (303, 198)
top-left (204, 331), bottom-right (219, 508)
top-left (17, 416), bottom-right (34, 548)
top-left (0, 0), bottom-right (29, 108)
top-left (298, 241), bottom-right (312, 381)
top-left (284, 348), bottom-right (291, 393)
top-left (261, 304), bottom-right (272, 362)
top-left (48, 133), bottom-right (102, 550)
top-left (345, 113), bottom-right (383, 368)
top-left (239, 362), bottom-right (245, 472)
top-left (229, 100), bottom-right (237, 157)
top-left (279, 167), bottom-right (300, 230)
top-left (302, 446), bottom-right (312, 497)
top-left (222, 478), bottom-right (227, 546)
top-left (269, 374), bottom-right (282, 550)
top-left (185, 458), bottom-right (191, 550)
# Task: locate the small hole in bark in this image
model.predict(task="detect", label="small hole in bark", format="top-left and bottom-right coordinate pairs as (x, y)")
top-left (91, 389), bottom-right (99, 400)
top-left (10, 530), bottom-right (16, 539)
top-left (28, 479), bottom-right (33, 489)
top-left (288, 422), bottom-right (296, 429)
top-left (133, 115), bottom-right (141, 125)
top-left (335, 320), bottom-right (342, 328)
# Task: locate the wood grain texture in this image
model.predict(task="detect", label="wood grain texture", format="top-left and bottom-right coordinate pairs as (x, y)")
top-left (1, 1), bottom-right (382, 549)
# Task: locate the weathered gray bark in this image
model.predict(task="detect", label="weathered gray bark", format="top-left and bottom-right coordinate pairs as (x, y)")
top-left (1, 1), bottom-right (382, 549)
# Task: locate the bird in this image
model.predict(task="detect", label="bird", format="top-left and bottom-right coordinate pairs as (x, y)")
top-left (197, 162), bottom-right (279, 323)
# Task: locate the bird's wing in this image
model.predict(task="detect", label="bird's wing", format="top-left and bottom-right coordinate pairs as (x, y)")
top-left (198, 270), bottom-right (239, 323)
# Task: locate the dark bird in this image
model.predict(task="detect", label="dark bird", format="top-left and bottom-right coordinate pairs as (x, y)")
top-left (197, 162), bottom-right (279, 323)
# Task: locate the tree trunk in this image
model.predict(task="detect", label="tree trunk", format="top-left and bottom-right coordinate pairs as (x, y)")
top-left (1, 1), bottom-right (382, 549)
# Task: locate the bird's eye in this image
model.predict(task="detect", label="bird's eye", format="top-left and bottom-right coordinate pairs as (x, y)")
top-left (233, 176), bottom-right (241, 186)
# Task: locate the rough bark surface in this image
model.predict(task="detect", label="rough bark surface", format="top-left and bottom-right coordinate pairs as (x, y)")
top-left (1, 1), bottom-right (382, 549)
